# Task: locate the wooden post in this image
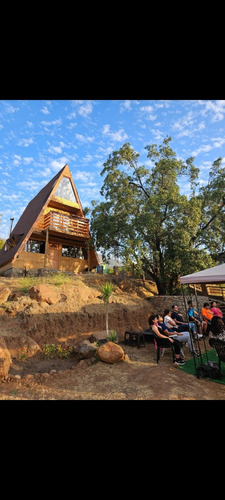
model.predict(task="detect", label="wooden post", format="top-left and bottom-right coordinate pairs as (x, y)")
top-left (88, 246), bottom-right (91, 273)
top-left (44, 229), bottom-right (49, 268)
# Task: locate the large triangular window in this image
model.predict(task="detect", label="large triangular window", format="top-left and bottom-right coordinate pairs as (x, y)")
top-left (54, 177), bottom-right (77, 203)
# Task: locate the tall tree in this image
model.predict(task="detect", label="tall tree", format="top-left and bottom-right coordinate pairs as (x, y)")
top-left (91, 137), bottom-right (223, 294)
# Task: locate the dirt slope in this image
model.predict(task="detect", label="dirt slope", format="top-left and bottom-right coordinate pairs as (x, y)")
top-left (0, 274), bottom-right (225, 400)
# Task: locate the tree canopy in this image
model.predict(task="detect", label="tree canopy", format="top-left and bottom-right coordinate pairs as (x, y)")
top-left (90, 137), bottom-right (225, 294)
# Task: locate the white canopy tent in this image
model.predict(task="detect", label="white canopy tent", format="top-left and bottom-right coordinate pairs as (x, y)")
top-left (180, 263), bottom-right (225, 284)
top-left (180, 263), bottom-right (225, 378)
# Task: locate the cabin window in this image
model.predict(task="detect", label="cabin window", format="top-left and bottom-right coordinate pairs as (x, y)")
top-left (62, 245), bottom-right (87, 259)
top-left (54, 177), bottom-right (77, 203)
top-left (25, 240), bottom-right (45, 254)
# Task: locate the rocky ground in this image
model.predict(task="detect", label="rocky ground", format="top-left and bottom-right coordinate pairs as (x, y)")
top-left (0, 273), bottom-right (225, 400)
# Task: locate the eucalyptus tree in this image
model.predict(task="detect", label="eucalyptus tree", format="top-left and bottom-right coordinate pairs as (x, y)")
top-left (91, 137), bottom-right (224, 294)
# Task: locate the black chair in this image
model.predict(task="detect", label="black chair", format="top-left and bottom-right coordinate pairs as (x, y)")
top-left (209, 337), bottom-right (225, 376)
top-left (143, 329), bottom-right (175, 364)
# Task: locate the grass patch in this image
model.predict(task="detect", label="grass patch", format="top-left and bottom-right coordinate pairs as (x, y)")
top-left (15, 272), bottom-right (75, 293)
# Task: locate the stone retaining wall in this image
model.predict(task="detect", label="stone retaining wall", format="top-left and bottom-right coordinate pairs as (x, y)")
top-left (148, 295), bottom-right (209, 319)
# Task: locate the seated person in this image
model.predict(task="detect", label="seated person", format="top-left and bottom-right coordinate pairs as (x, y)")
top-left (209, 316), bottom-right (225, 341)
top-left (164, 308), bottom-right (200, 336)
top-left (164, 309), bottom-right (179, 330)
top-left (157, 314), bottom-right (198, 355)
top-left (210, 301), bottom-right (224, 320)
top-left (148, 314), bottom-right (185, 365)
top-left (171, 304), bottom-right (197, 335)
top-left (201, 302), bottom-right (214, 324)
top-left (187, 300), bottom-right (207, 335)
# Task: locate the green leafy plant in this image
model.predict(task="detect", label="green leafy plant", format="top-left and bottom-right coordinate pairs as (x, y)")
top-left (18, 346), bottom-right (28, 361)
top-left (107, 330), bottom-right (119, 343)
top-left (99, 281), bottom-right (115, 337)
top-left (42, 343), bottom-right (57, 359)
top-left (56, 345), bottom-right (73, 359)
top-left (42, 343), bottom-right (73, 359)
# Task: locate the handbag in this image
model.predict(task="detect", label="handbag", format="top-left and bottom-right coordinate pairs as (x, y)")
top-left (196, 361), bottom-right (221, 380)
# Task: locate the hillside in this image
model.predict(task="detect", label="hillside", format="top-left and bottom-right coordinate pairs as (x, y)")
top-left (0, 273), bottom-right (225, 400)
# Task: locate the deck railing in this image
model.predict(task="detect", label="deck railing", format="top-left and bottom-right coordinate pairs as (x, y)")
top-left (35, 211), bottom-right (89, 238)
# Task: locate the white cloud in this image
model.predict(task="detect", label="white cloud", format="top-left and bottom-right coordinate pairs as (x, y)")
top-left (41, 119), bottom-right (62, 126)
top-left (192, 144), bottom-right (212, 156)
top-left (13, 154), bottom-right (22, 165)
top-left (150, 128), bottom-right (166, 142)
top-left (198, 100), bottom-right (225, 122)
top-left (23, 157), bottom-right (34, 165)
top-left (102, 124), bottom-right (128, 142)
top-left (75, 133), bottom-right (95, 143)
top-left (212, 136), bottom-right (225, 148)
top-left (78, 102), bottom-right (93, 117)
top-left (139, 105), bottom-right (157, 121)
top-left (173, 111), bottom-right (205, 138)
top-left (48, 145), bottom-right (62, 154)
top-left (50, 157), bottom-right (69, 171)
top-left (2, 102), bottom-right (19, 114)
top-left (120, 100), bottom-right (132, 112)
top-left (40, 106), bottom-right (50, 115)
top-left (73, 170), bottom-right (95, 183)
top-left (67, 111), bottom-right (77, 120)
top-left (17, 137), bottom-right (34, 147)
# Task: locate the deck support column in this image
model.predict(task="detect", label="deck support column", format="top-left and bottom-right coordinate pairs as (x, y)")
top-left (44, 228), bottom-right (49, 268)
top-left (88, 246), bottom-right (91, 273)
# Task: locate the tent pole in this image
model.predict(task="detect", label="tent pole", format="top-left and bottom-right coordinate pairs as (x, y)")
top-left (182, 285), bottom-right (198, 376)
top-left (194, 284), bottom-right (209, 365)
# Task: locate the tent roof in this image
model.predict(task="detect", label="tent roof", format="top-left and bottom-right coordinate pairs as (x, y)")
top-left (180, 263), bottom-right (225, 284)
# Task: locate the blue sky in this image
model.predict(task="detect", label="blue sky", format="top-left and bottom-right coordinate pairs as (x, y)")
top-left (1, 99), bottom-right (225, 239)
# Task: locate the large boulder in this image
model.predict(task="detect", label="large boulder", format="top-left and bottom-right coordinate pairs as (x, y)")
top-left (90, 331), bottom-right (108, 344)
top-left (0, 335), bottom-right (12, 377)
top-left (1, 331), bottom-right (40, 359)
top-left (97, 341), bottom-right (125, 364)
top-left (29, 284), bottom-right (60, 305)
top-left (76, 340), bottom-right (97, 359)
top-left (0, 287), bottom-right (11, 304)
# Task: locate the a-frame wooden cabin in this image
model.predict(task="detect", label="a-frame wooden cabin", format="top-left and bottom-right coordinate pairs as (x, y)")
top-left (0, 164), bottom-right (99, 276)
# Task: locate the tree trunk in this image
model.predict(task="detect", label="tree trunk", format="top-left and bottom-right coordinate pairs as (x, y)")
top-left (106, 303), bottom-right (109, 336)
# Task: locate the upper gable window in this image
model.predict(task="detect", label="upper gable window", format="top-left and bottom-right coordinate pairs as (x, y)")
top-left (54, 177), bottom-right (77, 203)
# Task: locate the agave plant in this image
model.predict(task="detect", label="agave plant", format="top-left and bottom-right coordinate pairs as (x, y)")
top-left (100, 281), bottom-right (114, 337)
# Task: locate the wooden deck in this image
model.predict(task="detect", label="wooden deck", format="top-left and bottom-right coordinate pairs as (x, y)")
top-left (35, 211), bottom-right (90, 238)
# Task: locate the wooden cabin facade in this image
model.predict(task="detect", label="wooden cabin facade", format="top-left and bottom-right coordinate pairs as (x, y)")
top-left (0, 164), bottom-right (99, 276)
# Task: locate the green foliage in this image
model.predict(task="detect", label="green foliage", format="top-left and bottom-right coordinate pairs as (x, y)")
top-left (15, 272), bottom-right (75, 293)
top-left (91, 137), bottom-right (225, 294)
top-left (99, 281), bottom-right (115, 336)
top-left (99, 281), bottom-right (114, 304)
top-left (18, 347), bottom-right (28, 361)
top-left (106, 330), bottom-right (119, 343)
top-left (42, 343), bottom-right (73, 359)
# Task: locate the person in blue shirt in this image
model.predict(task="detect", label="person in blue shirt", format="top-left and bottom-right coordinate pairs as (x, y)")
top-left (187, 300), bottom-right (207, 335)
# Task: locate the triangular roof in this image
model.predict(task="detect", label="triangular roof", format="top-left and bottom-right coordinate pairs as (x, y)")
top-left (180, 263), bottom-right (225, 284)
top-left (0, 164), bottom-right (85, 268)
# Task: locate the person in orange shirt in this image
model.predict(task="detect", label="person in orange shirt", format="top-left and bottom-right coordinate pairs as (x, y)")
top-left (201, 302), bottom-right (214, 324)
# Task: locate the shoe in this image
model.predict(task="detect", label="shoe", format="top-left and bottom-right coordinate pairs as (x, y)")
top-left (174, 358), bottom-right (185, 365)
top-left (193, 334), bottom-right (203, 341)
